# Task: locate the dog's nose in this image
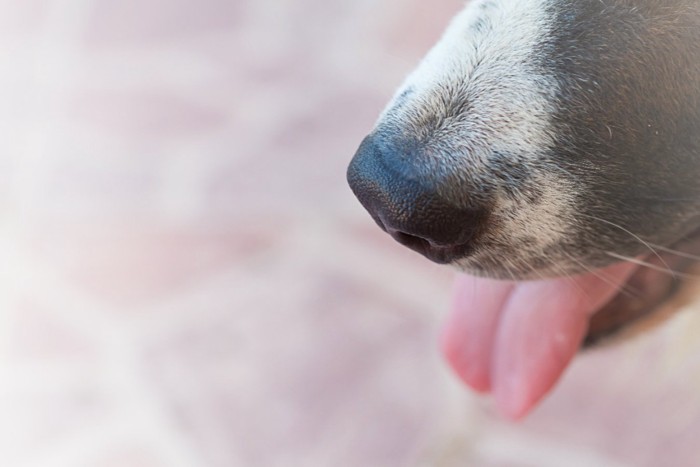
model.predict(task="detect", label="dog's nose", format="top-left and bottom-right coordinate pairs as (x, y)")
top-left (347, 135), bottom-right (484, 264)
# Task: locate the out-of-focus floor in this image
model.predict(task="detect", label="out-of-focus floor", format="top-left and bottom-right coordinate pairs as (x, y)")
top-left (2, 1), bottom-right (700, 466)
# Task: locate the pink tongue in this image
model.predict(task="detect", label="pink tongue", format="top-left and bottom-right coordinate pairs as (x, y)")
top-left (440, 262), bottom-right (639, 420)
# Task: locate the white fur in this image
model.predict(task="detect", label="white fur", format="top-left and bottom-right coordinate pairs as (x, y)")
top-left (497, 174), bottom-right (575, 247)
top-left (379, 0), bottom-right (558, 161)
top-left (375, 0), bottom-right (574, 276)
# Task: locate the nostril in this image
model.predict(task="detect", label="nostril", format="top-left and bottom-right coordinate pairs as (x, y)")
top-left (391, 230), bottom-right (432, 252)
top-left (389, 228), bottom-right (474, 264)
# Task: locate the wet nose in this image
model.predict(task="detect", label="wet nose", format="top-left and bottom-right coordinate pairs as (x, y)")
top-left (347, 135), bottom-right (485, 264)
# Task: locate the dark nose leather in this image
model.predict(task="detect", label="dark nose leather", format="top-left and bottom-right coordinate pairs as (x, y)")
top-left (347, 135), bottom-right (484, 264)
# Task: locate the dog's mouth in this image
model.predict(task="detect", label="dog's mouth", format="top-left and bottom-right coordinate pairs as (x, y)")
top-left (441, 228), bottom-right (700, 420)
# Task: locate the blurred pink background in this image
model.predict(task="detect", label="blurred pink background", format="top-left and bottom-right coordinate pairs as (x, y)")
top-left (3, 0), bottom-right (700, 466)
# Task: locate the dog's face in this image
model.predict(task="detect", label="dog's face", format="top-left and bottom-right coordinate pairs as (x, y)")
top-left (348, 0), bottom-right (700, 345)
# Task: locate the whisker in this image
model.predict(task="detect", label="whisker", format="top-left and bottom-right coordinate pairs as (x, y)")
top-left (606, 252), bottom-right (700, 280)
top-left (563, 251), bottom-right (640, 300)
top-left (646, 242), bottom-right (700, 262)
top-left (579, 213), bottom-right (676, 279)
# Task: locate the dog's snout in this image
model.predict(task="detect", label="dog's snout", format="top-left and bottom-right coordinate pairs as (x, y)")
top-left (347, 135), bottom-right (484, 264)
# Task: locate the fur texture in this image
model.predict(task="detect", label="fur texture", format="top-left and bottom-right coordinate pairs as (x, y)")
top-left (369, 0), bottom-right (700, 280)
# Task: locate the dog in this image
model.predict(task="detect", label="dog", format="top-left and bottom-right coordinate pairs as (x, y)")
top-left (347, 0), bottom-right (700, 418)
